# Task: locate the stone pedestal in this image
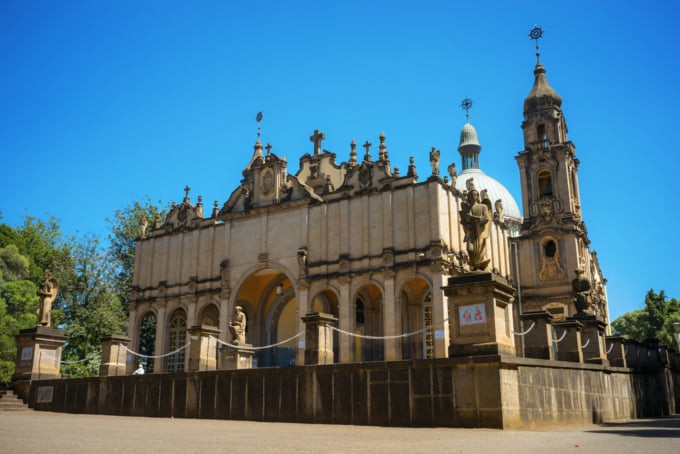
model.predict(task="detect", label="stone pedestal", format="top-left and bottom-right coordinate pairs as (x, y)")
top-left (219, 345), bottom-right (254, 370)
top-left (12, 326), bottom-right (67, 381)
top-left (302, 312), bottom-right (337, 365)
top-left (99, 335), bottom-right (131, 376)
top-left (605, 335), bottom-right (627, 368)
top-left (519, 311), bottom-right (554, 360)
top-left (552, 320), bottom-right (584, 363)
top-left (571, 314), bottom-right (608, 365)
top-left (444, 272), bottom-right (516, 357)
top-left (188, 325), bottom-right (220, 372)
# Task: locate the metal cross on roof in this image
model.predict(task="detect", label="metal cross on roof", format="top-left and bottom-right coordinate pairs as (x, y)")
top-left (461, 97), bottom-right (473, 121)
top-left (529, 25), bottom-right (545, 64)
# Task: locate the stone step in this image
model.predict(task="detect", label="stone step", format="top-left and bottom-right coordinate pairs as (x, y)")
top-left (0, 389), bottom-right (31, 412)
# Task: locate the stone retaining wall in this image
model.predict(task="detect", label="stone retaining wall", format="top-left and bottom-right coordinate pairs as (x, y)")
top-left (21, 356), bottom-right (678, 429)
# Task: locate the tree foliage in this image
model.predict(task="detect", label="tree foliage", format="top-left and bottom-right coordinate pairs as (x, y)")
top-left (612, 289), bottom-right (680, 351)
top-left (107, 198), bottom-right (166, 310)
top-left (0, 200), bottom-right (165, 383)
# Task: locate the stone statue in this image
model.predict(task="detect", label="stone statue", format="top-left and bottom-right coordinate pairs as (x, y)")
top-left (139, 215), bottom-right (148, 239)
top-left (429, 147), bottom-right (440, 176)
top-left (228, 306), bottom-right (247, 344)
top-left (460, 186), bottom-right (492, 271)
top-left (572, 269), bottom-right (593, 314)
top-left (37, 271), bottom-right (58, 327)
top-left (447, 163), bottom-right (457, 187)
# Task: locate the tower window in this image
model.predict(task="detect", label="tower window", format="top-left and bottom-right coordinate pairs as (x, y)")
top-left (537, 123), bottom-right (547, 147)
top-left (544, 239), bottom-right (557, 258)
top-left (538, 170), bottom-right (553, 197)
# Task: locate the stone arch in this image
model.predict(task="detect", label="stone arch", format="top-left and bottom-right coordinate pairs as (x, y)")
top-left (399, 276), bottom-right (432, 360)
top-left (352, 281), bottom-right (384, 362)
top-left (198, 303), bottom-right (219, 327)
top-left (232, 265), bottom-right (297, 368)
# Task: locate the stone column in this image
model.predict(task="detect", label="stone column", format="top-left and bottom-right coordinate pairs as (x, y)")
top-left (187, 325), bottom-right (220, 372)
top-left (430, 271), bottom-right (449, 359)
top-left (338, 276), bottom-right (352, 363)
top-left (444, 272), bottom-right (516, 357)
top-left (552, 319), bottom-right (584, 363)
top-left (302, 312), bottom-right (337, 365)
top-left (605, 335), bottom-right (627, 367)
top-left (295, 281), bottom-right (310, 366)
top-left (382, 271), bottom-right (399, 361)
top-left (99, 335), bottom-right (131, 376)
top-left (572, 314), bottom-right (608, 365)
top-left (153, 304), bottom-right (167, 372)
top-left (519, 311), bottom-right (554, 360)
top-left (12, 326), bottom-right (67, 381)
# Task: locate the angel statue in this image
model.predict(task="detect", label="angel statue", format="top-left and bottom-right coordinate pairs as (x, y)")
top-left (460, 183), bottom-right (492, 271)
top-left (37, 270), bottom-right (59, 327)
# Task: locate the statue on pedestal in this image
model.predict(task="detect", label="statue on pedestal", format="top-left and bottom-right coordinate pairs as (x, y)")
top-left (228, 306), bottom-right (247, 345)
top-left (37, 271), bottom-right (58, 327)
top-left (460, 181), bottom-right (492, 271)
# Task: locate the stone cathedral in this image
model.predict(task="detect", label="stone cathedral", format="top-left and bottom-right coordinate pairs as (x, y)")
top-left (126, 45), bottom-right (609, 373)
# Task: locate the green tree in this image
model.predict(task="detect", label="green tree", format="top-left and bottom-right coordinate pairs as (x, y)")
top-left (0, 243), bottom-right (38, 384)
top-left (612, 289), bottom-right (680, 351)
top-left (107, 198), bottom-right (166, 311)
top-left (55, 235), bottom-right (127, 377)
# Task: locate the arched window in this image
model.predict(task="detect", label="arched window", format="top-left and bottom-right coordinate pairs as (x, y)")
top-left (544, 239), bottom-right (557, 258)
top-left (166, 309), bottom-right (187, 373)
top-left (537, 169), bottom-right (553, 197)
top-left (199, 304), bottom-right (219, 327)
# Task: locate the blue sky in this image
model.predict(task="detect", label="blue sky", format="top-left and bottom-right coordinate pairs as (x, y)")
top-left (1, 1), bottom-right (679, 321)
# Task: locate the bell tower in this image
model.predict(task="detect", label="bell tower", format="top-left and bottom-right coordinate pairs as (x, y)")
top-left (515, 27), bottom-right (607, 323)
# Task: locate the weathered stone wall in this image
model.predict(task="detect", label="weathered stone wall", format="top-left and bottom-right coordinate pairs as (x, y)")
top-left (22, 356), bottom-right (677, 429)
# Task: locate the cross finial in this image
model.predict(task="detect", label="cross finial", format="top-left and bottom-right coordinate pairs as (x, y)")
top-left (256, 112), bottom-right (263, 139)
top-left (529, 25), bottom-right (545, 64)
top-left (310, 129), bottom-right (325, 155)
top-left (265, 143), bottom-right (272, 156)
top-left (363, 140), bottom-right (372, 162)
top-left (461, 97), bottom-right (473, 121)
top-left (183, 185), bottom-right (191, 203)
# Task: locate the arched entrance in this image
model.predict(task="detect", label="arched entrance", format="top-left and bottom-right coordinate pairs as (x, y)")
top-left (235, 267), bottom-right (296, 367)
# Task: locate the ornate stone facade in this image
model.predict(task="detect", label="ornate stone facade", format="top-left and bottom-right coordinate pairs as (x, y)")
top-left (126, 56), bottom-right (609, 372)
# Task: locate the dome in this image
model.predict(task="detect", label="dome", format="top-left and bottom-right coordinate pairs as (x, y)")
top-left (454, 168), bottom-right (522, 224)
top-left (524, 63), bottom-right (562, 112)
top-left (459, 122), bottom-right (481, 149)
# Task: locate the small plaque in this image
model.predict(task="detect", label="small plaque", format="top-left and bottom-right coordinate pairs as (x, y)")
top-left (21, 346), bottom-right (33, 361)
top-left (459, 303), bottom-right (486, 326)
top-left (435, 330), bottom-right (445, 339)
top-left (298, 340), bottom-right (306, 349)
top-left (36, 386), bottom-right (54, 403)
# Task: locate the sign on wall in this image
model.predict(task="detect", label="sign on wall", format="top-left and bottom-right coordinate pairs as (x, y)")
top-left (458, 303), bottom-right (486, 326)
